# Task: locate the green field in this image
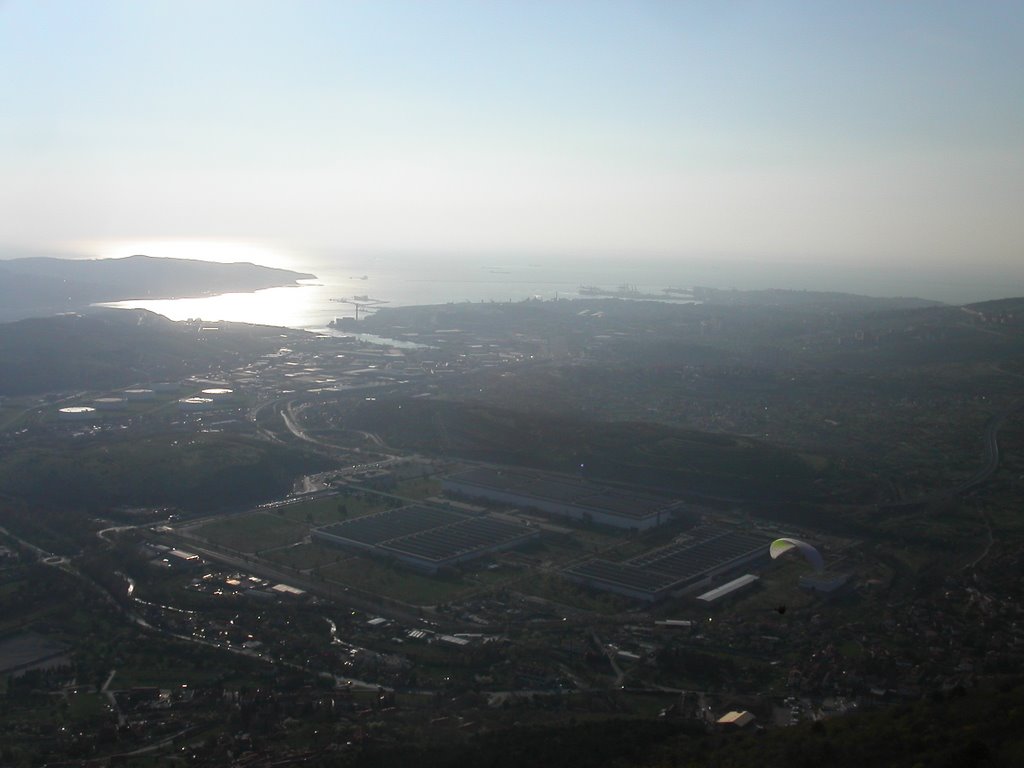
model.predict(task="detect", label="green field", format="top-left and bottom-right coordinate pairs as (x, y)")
top-left (319, 556), bottom-right (473, 606)
top-left (192, 512), bottom-right (306, 553)
top-left (274, 493), bottom-right (396, 525)
top-left (112, 662), bottom-right (226, 689)
top-left (0, 404), bottom-right (28, 431)
top-left (263, 539), bottom-right (520, 602)
top-left (393, 477), bottom-right (442, 500)
top-left (262, 541), bottom-right (347, 571)
top-left (270, 481), bottom-right (444, 529)
top-left (67, 692), bottom-right (112, 722)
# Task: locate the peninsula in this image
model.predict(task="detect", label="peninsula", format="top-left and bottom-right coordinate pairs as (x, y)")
top-left (0, 255), bottom-right (316, 322)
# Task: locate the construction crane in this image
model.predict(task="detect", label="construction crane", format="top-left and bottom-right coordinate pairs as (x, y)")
top-left (330, 295), bottom-right (389, 322)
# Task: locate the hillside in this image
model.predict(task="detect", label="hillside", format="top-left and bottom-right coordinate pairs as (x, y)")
top-left (0, 433), bottom-right (333, 529)
top-left (336, 397), bottom-right (849, 503)
top-left (0, 309), bottom-right (304, 395)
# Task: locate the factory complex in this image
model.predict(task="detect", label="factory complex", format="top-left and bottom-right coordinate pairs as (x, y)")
top-left (442, 467), bottom-right (684, 530)
top-left (312, 505), bottom-right (539, 574)
top-left (564, 526), bottom-right (771, 602)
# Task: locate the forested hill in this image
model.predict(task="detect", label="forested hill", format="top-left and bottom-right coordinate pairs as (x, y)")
top-left (0, 255), bottom-right (314, 321)
top-left (0, 309), bottom-right (300, 395)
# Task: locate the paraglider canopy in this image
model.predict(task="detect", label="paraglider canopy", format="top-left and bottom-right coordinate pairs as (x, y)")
top-left (769, 537), bottom-right (824, 572)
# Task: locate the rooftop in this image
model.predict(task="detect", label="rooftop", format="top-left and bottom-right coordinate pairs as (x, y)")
top-left (696, 574), bottom-right (760, 602)
top-left (447, 467), bottom-right (680, 520)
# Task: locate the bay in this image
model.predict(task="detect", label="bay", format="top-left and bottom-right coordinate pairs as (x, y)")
top-left (95, 247), bottom-right (1024, 331)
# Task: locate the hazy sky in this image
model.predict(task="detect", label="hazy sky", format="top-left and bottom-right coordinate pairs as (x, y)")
top-left (2, 0), bottom-right (1022, 269)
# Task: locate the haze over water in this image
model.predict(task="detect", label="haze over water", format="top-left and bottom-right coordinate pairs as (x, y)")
top-left (92, 241), bottom-right (1024, 331)
top-left (5, 3), bottom-right (1023, 327)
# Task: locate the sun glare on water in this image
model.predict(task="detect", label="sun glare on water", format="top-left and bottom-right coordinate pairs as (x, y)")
top-left (99, 285), bottom-right (335, 329)
top-left (80, 238), bottom-right (334, 328)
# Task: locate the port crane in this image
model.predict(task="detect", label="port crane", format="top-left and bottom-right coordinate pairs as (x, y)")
top-left (330, 295), bottom-right (389, 321)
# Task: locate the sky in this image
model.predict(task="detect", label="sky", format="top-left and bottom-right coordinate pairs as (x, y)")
top-left (1, 0), bottom-right (1022, 272)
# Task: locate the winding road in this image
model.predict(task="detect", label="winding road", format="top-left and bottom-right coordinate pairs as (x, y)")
top-left (954, 406), bottom-right (1018, 495)
top-left (882, 402), bottom-right (1023, 509)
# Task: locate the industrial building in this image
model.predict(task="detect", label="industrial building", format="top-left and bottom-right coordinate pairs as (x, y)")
top-left (563, 526), bottom-right (770, 602)
top-left (442, 467), bottom-right (684, 530)
top-left (200, 388), bottom-right (235, 401)
top-left (57, 406), bottom-right (97, 421)
top-left (312, 505), bottom-right (538, 574)
top-left (716, 711), bottom-right (756, 727)
top-left (697, 573), bottom-right (760, 603)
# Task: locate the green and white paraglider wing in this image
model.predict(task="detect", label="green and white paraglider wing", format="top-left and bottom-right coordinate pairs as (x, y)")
top-left (769, 538), bottom-right (824, 572)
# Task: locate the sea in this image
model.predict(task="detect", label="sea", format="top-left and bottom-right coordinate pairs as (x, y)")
top-left (93, 244), bottom-right (1024, 333)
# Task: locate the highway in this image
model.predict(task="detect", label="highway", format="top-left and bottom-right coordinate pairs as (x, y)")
top-left (954, 404), bottom-right (1022, 495)
top-left (881, 401), bottom-right (1023, 509)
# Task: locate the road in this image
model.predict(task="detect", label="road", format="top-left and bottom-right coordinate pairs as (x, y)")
top-left (881, 401), bottom-right (1023, 509)
top-left (101, 669), bottom-right (126, 727)
top-left (954, 404), bottom-right (1022, 495)
top-left (965, 510), bottom-right (994, 571)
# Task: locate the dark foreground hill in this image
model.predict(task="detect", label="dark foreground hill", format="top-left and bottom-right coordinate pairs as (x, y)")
top-left (351, 680), bottom-right (1024, 768)
top-left (0, 254), bottom-right (314, 321)
top-left (338, 396), bottom-right (850, 503)
top-left (0, 309), bottom-right (303, 395)
top-left (0, 433), bottom-right (333, 527)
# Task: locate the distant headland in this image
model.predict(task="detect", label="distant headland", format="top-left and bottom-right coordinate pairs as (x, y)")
top-left (0, 254), bottom-right (316, 322)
